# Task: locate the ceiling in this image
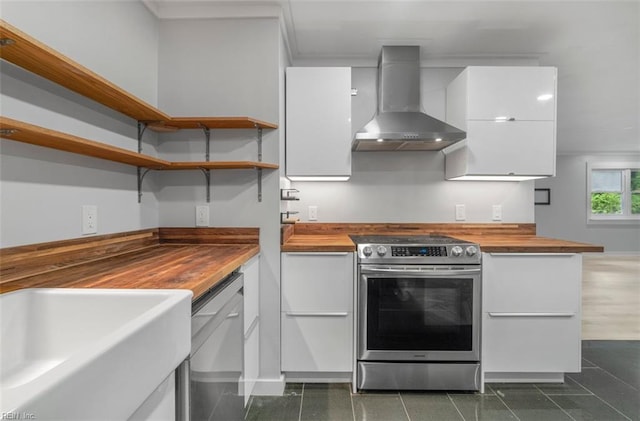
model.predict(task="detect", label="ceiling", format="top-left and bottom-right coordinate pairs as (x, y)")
top-left (146, 0), bottom-right (639, 153)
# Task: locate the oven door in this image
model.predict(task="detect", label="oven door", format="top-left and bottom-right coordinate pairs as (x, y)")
top-left (358, 265), bottom-right (480, 362)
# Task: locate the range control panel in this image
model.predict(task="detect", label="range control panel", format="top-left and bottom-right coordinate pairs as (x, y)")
top-left (391, 246), bottom-right (448, 257)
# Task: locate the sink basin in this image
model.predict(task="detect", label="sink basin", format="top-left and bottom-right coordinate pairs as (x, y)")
top-left (1, 288), bottom-right (192, 420)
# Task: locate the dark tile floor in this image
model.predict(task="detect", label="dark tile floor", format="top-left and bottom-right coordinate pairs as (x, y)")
top-left (245, 341), bottom-right (639, 421)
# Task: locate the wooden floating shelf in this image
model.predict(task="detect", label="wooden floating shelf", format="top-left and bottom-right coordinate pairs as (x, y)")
top-left (0, 20), bottom-right (169, 122)
top-left (166, 117), bottom-right (278, 130)
top-left (0, 20), bottom-right (279, 204)
top-left (167, 161), bottom-right (280, 170)
top-left (0, 117), bottom-right (279, 172)
top-left (0, 116), bottom-right (169, 169)
top-left (0, 19), bottom-right (278, 131)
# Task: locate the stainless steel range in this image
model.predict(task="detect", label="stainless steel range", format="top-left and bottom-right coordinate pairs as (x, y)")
top-left (351, 234), bottom-right (481, 391)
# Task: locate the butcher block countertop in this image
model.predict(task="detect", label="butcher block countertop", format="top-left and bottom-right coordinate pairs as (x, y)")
top-left (0, 228), bottom-right (260, 301)
top-left (281, 223), bottom-right (604, 253)
top-left (280, 234), bottom-right (356, 252)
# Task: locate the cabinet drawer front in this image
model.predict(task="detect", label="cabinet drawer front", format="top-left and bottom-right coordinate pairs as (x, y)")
top-left (243, 255), bottom-right (260, 334)
top-left (482, 313), bottom-right (581, 373)
top-left (483, 254), bottom-right (581, 312)
top-left (243, 325), bottom-right (259, 406)
top-left (281, 253), bottom-right (354, 312)
top-left (281, 313), bottom-right (353, 372)
top-left (467, 67), bottom-right (557, 121)
top-left (466, 120), bottom-right (555, 176)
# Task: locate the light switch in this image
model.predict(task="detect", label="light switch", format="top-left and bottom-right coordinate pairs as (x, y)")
top-left (308, 205), bottom-right (318, 221)
top-left (492, 205), bottom-right (503, 221)
top-left (455, 204), bottom-right (466, 221)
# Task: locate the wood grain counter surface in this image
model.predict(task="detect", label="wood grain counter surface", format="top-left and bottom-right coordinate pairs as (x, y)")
top-left (0, 244), bottom-right (259, 301)
top-left (452, 235), bottom-right (603, 253)
top-left (280, 223), bottom-right (604, 253)
top-left (280, 234), bottom-right (356, 252)
top-left (0, 228), bottom-right (261, 301)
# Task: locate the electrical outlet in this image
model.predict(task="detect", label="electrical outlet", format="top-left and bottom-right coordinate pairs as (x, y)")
top-left (308, 205), bottom-right (318, 221)
top-left (455, 204), bottom-right (466, 221)
top-left (195, 206), bottom-right (210, 227)
top-left (492, 205), bottom-right (503, 221)
top-left (82, 205), bottom-right (98, 234)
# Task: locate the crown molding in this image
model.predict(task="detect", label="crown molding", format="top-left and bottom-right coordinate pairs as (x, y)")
top-left (142, 1), bottom-right (282, 20)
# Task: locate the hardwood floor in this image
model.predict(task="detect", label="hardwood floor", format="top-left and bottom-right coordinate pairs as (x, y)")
top-left (582, 253), bottom-right (640, 340)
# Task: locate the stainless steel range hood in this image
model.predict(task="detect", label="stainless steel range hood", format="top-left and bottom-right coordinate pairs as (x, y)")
top-left (353, 46), bottom-right (466, 151)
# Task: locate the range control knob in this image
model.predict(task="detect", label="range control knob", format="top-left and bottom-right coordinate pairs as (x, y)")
top-left (451, 246), bottom-right (463, 257)
top-left (377, 246), bottom-right (388, 257)
top-left (466, 246), bottom-right (478, 257)
top-left (362, 246), bottom-right (373, 257)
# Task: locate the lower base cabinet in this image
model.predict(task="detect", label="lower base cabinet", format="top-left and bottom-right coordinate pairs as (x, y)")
top-left (482, 253), bottom-right (582, 380)
top-left (281, 313), bottom-right (353, 372)
top-left (280, 252), bottom-right (354, 374)
top-left (242, 255), bottom-right (260, 405)
top-left (483, 313), bottom-right (581, 373)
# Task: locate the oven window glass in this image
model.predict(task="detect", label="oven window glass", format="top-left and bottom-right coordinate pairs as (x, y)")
top-left (366, 277), bottom-right (473, 351)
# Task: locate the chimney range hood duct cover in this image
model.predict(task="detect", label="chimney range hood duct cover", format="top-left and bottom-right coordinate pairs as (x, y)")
top-left (352, 46), bottom-right (466, 151)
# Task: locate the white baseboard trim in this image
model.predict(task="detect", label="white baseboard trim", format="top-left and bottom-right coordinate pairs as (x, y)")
top-left (252, 375), bottom-right (286, 396)
top-left (484, 372), bottom-right (565, 383)
top-left (283, 372), bottom-right (352, 383)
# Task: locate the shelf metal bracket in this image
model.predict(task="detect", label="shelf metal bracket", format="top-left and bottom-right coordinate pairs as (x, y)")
top-left (257, 168), bottom-right (263, 202)
top-left (197, 125), bottom-right (211, 203)
top-left (255, 124), bottom-right (263, 162)
top-left (137, 167), bottom-right (152, 203)
top-left (199, 168), bottom-right (211, 203)
top-left (136, 122), bottom-right (151, 202)
top-left (137, 121), bottom-right (148, 153)
top-left (199, 124), bottom-right (211, 162)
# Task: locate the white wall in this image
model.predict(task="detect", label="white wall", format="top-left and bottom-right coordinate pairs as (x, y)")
top-left (536, 154), bottom-right (640, 252)
top-left (155, 18), bottom-right (283, 391)
top-left (290, 67), bottom-right (535, 223)
top-left (0, 1), bottom-right (160, 247)
top-left (0, 0), bottom-right (159, 105)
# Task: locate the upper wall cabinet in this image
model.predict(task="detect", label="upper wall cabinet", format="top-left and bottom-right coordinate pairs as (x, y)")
top-left (444, 66), bottom-right (557, 181)
top-left (285, 67), bottom-right (352, 180)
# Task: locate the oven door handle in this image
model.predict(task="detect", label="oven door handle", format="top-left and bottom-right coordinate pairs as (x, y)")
top-left (361, 267), bottom-right (481, 276)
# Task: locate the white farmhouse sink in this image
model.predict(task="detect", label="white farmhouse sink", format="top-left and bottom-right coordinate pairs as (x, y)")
top-left (0, 288), bottom-right (192, 420)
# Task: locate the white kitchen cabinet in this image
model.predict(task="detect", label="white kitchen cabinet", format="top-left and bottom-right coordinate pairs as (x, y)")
top-left (444, 66), bottom-right (557, 180)
top-left (281, 313), bottom-right (353, 372)
top-left (281, 252), bottom-right (353, 312)
top-left (482, 253), bottom-right (582, 380)
top-left (285, 67), bottom-right (352, 179)
top-left (281, 252), bottom-right (354, 373)
top-left (241, 255), bottom-right (260, 405)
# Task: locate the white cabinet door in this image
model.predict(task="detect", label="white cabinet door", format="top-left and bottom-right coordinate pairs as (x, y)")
top-left (281, 252), bottom-right (353, 312)
top-left (242, 255), bottom-right (260, 334)
top-left (483, 253), bottom-right (580, 312)
top-left (481, 253), bottom-right (582, 376)
top-left (465, 121), bottom-right (555, 176)
top-left (281, 313), bottom-right (353, 372)
top-left (483, 314), bottom-right (581, 373)
top-left (445, 66), bottom-right (557, 179)
top-left (466, 66), bottom-right (557, 121)
top-left (285, 67), bottom-right (352, 178)
top-left (241, 255), bottom-right (259, 405)
top-left (243, 320), bottom-right (259, 406)
top-left (281, 252), bottom-right (355, 373)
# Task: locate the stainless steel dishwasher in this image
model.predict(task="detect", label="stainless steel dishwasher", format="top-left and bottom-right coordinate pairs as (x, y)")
top-left (189, 271), bottom-right (244, 421)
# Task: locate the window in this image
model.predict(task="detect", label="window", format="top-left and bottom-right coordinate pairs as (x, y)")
top-left (587, 162), bottom-right (640, 222)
